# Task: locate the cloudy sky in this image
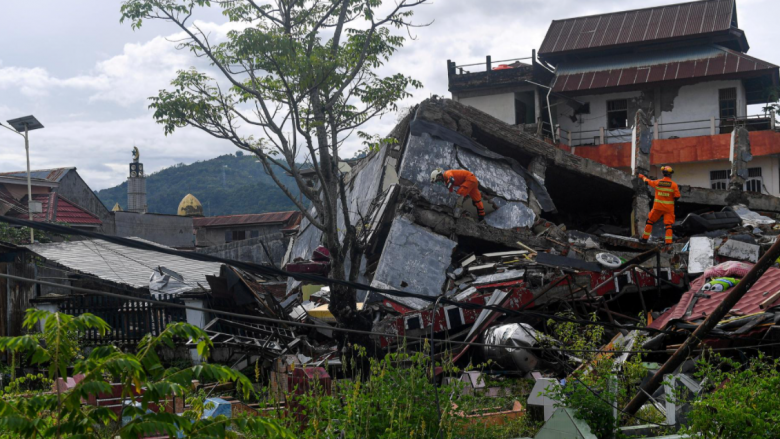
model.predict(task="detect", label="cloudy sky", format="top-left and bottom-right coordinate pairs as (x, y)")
top-left (0, 0), bottom-right (776, 190)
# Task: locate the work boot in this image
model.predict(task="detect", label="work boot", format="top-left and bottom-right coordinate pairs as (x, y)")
top-left (638, 237), bottom-right (648, 244)
top-left (478, 215), bottom-right (485, 223)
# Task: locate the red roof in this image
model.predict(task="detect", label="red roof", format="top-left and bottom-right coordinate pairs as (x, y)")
top-left (539, 0), bottom-right (738, 57)
top-left (650, 263), bottom-right (780, 330)
top-left (193, 211), bottom-right (300, 228)
top-left (6, 193), bottom-right (102, 226)
top-left (552, 45), bottom-right (777, 93)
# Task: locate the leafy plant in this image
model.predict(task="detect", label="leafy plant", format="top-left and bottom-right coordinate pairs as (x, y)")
top-left (680, 352), bottom-right (780, 439)
top-left (0, 308), bottom-right (294, 439)
top-left (544, 312), bottom-right (650, 439)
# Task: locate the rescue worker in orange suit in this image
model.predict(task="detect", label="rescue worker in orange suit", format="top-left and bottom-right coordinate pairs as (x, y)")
top-left (430, 168), bottom-right (485, 222)
top-left (638, 166), bottom-right (680, 245)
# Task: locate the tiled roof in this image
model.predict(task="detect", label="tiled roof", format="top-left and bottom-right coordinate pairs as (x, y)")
top-left (193, 211), bottom-right (299, 228)
top-left (539, 0), bottom-right (737, 56)
top-left (0, 168), bottom-right (74, 183)
top-left (552, 45), bottom-right (777, 93)
top-left (650, 263), bottom-right (780, 330)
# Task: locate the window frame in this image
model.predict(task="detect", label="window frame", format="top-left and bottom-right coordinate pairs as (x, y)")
top-left (607, 99), bottom-right (629, 130)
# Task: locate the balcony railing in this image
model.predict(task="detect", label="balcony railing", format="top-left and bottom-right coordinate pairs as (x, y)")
top-left (558, 112), bottom-right (778, 148)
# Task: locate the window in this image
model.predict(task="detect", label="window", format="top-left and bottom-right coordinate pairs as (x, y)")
top-left (709, 168), bottom-right (763, 192)
top-left (607, 99), bottom-right (628, 129)
top-left (231, 230), bottom-right (246, 241)
top-left (710, 170), bottom-right (730, 190)
top-left (746, 167), bottom-right (763, 193)
top-left (250, 230), bottom-right (260, 239)
top-left (719, 88), bottom-right (737, 119)
top-left (224, 231), bottom-right (233, 243)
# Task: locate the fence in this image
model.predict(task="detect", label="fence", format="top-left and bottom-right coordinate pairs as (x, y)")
top-left (559, 112), bottom-right (777, 148)
top-left (60, 293), bottom-right (187, 345)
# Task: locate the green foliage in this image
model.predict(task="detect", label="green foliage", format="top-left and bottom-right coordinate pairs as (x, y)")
top-left (0, 223), bottom-right (69, 245)
top-left (256, 348), bottom-right (538, 439)
top-left (0, 309), bottom-right (293, 439)
top-left (680, 352), bottom-right (780, 439)
top-left (2, 373), bottom-right (54, 396)
top-left (96, 153), bottom-right (301, 215)
top-left (545, 313), bottom-right (649, 439)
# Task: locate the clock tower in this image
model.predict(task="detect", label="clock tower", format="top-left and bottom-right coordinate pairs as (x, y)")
top-left (127, 146), bottom-right (147, 213)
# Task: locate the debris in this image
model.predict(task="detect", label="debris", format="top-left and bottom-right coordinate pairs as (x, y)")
top-left (482, 323), bottom-right (542, 373)
top-left (688, 237), bottom-right (715, 274)
top-left (717, 239), bottom-right (760, 263)
top-left (595, 253), bottom-right (622, 269)
top-left (536, 252), bottom-right (602, 272)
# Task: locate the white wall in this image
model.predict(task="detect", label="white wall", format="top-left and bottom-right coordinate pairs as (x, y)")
top-left (650, 155), bottom-right (779, 197)
top-left (657, 80), bottom-right (746, 140)
top-left (558, 80), bottom-right (747, 146)
top-left (458, 92), bottom-right (516, 125)
top-left (558, 90), bottom-right (641, 146)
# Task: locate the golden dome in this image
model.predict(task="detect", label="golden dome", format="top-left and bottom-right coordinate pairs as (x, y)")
top-left (112, 203), bottom-right (123, 212)
top-left (178, 194), bottom-right (204, 217)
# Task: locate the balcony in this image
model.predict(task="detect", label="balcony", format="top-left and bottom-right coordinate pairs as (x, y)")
top-left (556, 113), bottom-right (780, 169)
top-left (447, 53), bottom-right (552, 94)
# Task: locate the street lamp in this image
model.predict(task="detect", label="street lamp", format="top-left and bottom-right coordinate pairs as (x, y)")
top-left (1, 115), bottom-right (44, 243)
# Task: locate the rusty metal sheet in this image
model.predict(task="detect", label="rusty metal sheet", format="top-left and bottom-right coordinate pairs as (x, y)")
top-left (539, 0), bottom-right (735, 56)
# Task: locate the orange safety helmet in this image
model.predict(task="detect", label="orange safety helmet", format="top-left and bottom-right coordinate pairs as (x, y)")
top-left (661, 165), bottom-right (674, 176)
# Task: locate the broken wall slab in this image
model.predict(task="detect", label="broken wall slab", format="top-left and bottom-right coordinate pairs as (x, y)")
top-left (485, 199), bottom-right (535, 229)
top-left (371, 216), bottom-right (456, 310)
top-left (399, 132), bottom-right (464, 208)
top-left (717, 239), bottom-right (760, 263)
top-left (688, 237), bottom-right (715, 274)
top-left (455, 147), bottom-right (528, 202)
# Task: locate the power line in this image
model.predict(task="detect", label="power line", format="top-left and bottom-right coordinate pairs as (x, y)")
top-left (1, 272), bottom-right (777, 356)
top-left (0, 215), bottom-right (691, 337)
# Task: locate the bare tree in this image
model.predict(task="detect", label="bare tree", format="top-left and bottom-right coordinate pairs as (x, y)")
top-left (120, 0), bottom-right (428, 337)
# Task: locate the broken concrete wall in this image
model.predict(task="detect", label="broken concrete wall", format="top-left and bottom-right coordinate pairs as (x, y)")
top-left (371, 216), bottom-right (457, 310)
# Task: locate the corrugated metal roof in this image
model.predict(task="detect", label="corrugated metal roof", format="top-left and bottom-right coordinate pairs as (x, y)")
top-left (539, 0), bottom-right (736, 56)
top-left (0, 168), bottom-right (74, 183)
top-left (193, 211), bottom-right (299, 228)
top-left (25, 238), bottom-right (221, 291)
top-left (5, 193), bottom-right (102, 225)
top-left (650, 263), bottom-right (780, 330)
top-left (552, 45), bottom-right (776, 92)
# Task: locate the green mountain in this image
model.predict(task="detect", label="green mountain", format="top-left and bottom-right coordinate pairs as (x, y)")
top-left (97, 153), bottom-right (302, 216)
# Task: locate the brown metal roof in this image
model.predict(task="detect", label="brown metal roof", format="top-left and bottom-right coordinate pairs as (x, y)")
top-left (0, 168), bottom-right (74, 183)
top-left (539, 0), bottom-right (737, 57)
top-left (552, 45), bottom-right (777, 93)
top-left (193, 211), bottom-right (300, 228)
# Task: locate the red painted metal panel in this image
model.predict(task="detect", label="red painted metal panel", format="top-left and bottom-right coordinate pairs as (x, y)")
top-left (540, 20), bottom-right (566, 54)
top-left (539, 0), bottom-right (735, 56)
top-left (617, 67), bottom-right (638, 86)
top-left (563, 73), bottom-right (584, 92)
top-left (707, 53), bottom-right (727, 75)
top-left (693, 58), bottom-right (709, 77)
top-left (615, 11), bottom-right (638, 45)
top-left (672, 4), bottom-right (693, 37)
top-left (713, 0), bottom-right (735, 31)
top-left (724, 51), bottom-right (739, 74)
top-left (663, 62), bottom-right (681, 81)
top-left (646, 64), bottom-right (667, 83)
top-left (635, 67), bottom-right (651, 85)
top-left (676, 60), bottom-right (697, 80)
top-left (627, 10), bottom-right (653, 43)
top-left (738, 57), bottom-right (756, 73)
top-left (590, 71), bottom-right (611, 89)
top-left (684, 1), bottom-right (706, 36)
top-left (573, 16), bottom-right (601, 50)
top-left (579, 71), bottom-right (596, 91)
top-left (655, 5), bottom-right (679, 40)
top-left (604, 70), bottom-right (622, 88)
top-left (601, 13), bottom-right (625, 47)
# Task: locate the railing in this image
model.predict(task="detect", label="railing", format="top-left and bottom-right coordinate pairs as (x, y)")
top-left (448, 53), bottom-right (535, 75)
top-left (558, 112), bottom-right (778, 148)
top-left (60, 293), bottom-right (187, 345)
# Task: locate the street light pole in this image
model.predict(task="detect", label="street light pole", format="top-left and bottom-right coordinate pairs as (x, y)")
top-left (24, 124), bottom-right (33, 243)
top-left (5, 115), bottom-right (44, 244)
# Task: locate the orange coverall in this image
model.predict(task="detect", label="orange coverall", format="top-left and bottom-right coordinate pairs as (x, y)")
top-left (639, 175), bottom-right (680, 244)
top-left (443, 169), bottom-right (485, 218)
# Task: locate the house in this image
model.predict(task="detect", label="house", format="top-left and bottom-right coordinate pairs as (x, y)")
top-left (0, 169), bottom-right (110, 234)
top-left (448, 0), bottom-right (780, 196)
top-left (193, 211), bottom-right (302, 247)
